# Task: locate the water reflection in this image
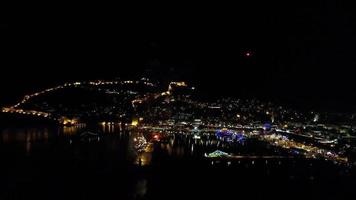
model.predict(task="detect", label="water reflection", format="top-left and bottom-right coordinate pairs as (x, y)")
top-left (100, 122), bottom-right (121, 134)
top-left (133, 179), bottom-right (147, 199)
top-left (0, 127), bottom-right (51, 154)
top-left (133, 132), bottom-right (153, 166)
top-left (1, 125), bottom-right (352, 169)
top-left (136, 148), bottom-right (153, 166)
top-left (0, 124), bottom-right (353, 199)
top-left (1, 128), bottom-right (50, 143)
top-left (63, 125), bottom-right (82, 136)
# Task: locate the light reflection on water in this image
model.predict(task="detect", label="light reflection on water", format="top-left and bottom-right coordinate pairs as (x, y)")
top-left (63, 126), bottom-right (80, 136)
top-left (0, 124), bottom-right (351, 169)
top-left (1, 127), bottom-right (51, 154)
top-left (133, 179), bottom-right (148, 199)
top-left (136, 146), bottom-right (153, 166)
top-left (100, 122), bottom-right (122, 134)
top-left (1, 127), bottom-right (50, 143)
top-left (0, 124), bottom-right (354, 199)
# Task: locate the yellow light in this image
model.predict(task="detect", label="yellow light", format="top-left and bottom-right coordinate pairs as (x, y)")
top-left (161, 91), bottom-right (171, 96)
top-left (131, 119), bottom-right (139, 126)
top-left (62, 118), bottom-right (78, 126)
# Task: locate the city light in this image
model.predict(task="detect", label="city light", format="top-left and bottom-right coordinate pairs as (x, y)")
top-left (1, 78), bottom-right (354, 166)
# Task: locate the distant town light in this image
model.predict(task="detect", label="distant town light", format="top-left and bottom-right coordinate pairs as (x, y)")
top-left (245, 52), bottom-right (253, 57)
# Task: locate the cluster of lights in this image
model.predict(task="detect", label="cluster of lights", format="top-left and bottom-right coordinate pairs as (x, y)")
top-left (131, 99), bottom-right (143, 106)
top-left (2, 107), bottom-right (51, 118)
top-left (14, 79), bottom-right (155, 108)
top-left (2, 78), bottom-right (156, 124)
top-left (216, 128), bottom-right (245, 142)
top-left (139, 121), bottom-right (350, 165)
top-left (158, 81), bottom-right (189, 97)
top-left (262, 134), bottom-right (348, 164)
top-left (168, 81), bottom-right (188, 92)
top-left (133, 136), bottom-right (148, 153)
top-left (161, 91), bottom-right (171, 96)
top-left (2, 78), bottom-right (353, 167)
top-left (62, 118), bottom-right (79, 126)
top-left (170, 81), bottom-right (187, 87)
top-left (101, 122), bottom-right (116, 126)
top-left (2, 107), bottom-right (82, 126)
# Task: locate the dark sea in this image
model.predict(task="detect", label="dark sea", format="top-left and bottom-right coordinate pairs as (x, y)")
top-left (0, 118), bottom-right (355, 200)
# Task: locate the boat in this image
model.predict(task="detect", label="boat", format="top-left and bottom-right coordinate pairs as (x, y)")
top-left (205, 150), bottom-right (231, 158)
top-left (78, 131), bottom-right (101, 143)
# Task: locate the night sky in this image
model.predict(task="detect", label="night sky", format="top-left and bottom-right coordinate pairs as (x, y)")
top-left (1, 2), bottom-right (356, 111)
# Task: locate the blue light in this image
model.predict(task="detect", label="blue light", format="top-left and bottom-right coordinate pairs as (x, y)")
top-left (216, 130), bottom-right (245, 143)
top-left (263, 123), bottom-right (272, 131)
top-left (216, 129), bottom-right (234, 137)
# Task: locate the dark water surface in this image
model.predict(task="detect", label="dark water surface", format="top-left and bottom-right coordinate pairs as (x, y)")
top-left (0, 122), bottom-right (355, 200)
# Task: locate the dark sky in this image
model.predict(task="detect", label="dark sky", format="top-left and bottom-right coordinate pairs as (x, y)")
top-left (1, 2), bottom-right (356, 111)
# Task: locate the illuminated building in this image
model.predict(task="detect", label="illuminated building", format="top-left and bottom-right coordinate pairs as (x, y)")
top-left (216, 128), bottom-right (234, 138)
top-left (216, 129), bottom-right (245, 142)
top-left (61, 117), bottom-right (79, 126)
top-left (205, 150), bottom-right (230, 158)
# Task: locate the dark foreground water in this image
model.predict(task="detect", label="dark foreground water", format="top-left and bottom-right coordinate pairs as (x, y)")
top-left (0, 122), bottom-right (355, 200)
